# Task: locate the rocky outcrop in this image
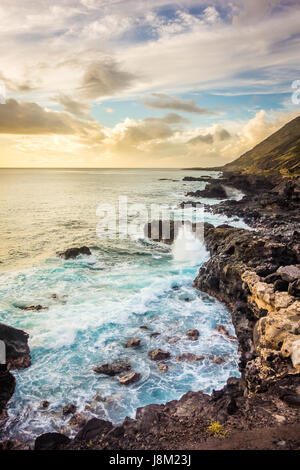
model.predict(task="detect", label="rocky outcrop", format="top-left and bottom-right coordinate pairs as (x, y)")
top-left (186, 182), bottom-right (228, 199)
top-left (0, 324), bottom-right (31, 421)
top-left (93, 360), bottom-right (131, 376)
top-left (58, 246), bottom-right (91, 259)
top-left (0, 323), bottom-right (31, 370)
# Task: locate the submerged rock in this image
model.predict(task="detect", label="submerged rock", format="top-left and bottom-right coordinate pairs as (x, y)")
top-left (58, 246), bottom-right (91, 259)
top-left (157, 362), bottom-right (168, 373)
top-left (176, 353), bottom-right (204, 362)
top-left (125, 338), bottom-right (141, 348)
top-left (215, 325), bottom-right (236, 341)
top-left (186, 329), bottom-right (199, 340)
top-left (18, 304), bottom-right (47, 311)
top-left (68, 413), bottom-right (86, 429)
top-left (62, 403), bottom-right (77, 415)
top-left (93, 360), bottom-right (131, 376)
top-left (148, 349), bottom-right (171, 361)
top-left (40, 400), bottom-right (50, 409)
top-left (119, 372), bottom-right (141, 385)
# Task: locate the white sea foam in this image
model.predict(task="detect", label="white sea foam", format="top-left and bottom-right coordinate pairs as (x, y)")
top-left (172, 225), bottom-right (209, 265)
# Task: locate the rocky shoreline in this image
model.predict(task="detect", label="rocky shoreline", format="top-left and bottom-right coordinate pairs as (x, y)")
top-left (1, 172), bottom-right (300, 450)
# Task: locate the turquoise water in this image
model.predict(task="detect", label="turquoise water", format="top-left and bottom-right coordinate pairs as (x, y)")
top-left (0, 169), bottom-right (245, 441)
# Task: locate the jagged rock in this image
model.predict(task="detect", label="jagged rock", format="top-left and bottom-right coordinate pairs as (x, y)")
top-left (40, 400), bottom-right (50, 409)
top-left (68, 413), bottom-right (86, 428)
top-left (125, 338), bottom-right (141, 348)
top-left (62, 403), bottom-right (77, 415)
top-left (18, 304), bottom-right (47, 311)
top-left (186, 329), bottom-right (199, 340)
top-left (0, 323), bottom-right (31, 370)
top-left (0, 439), bottom-right (30, 450)
top-left (215, 325), bottom-right (236, 340)
top-left (93, 360), bottom-right (131, 376)
top-left (35, 432), bottom-right (71, 450)
top-left (0, 365), bottom-right (15, 421)
top-left (150, 332), bottom-right (160, 338)
top-left (186, 183), bottom-right (228, 199)
top-left (58, 246), bottom-right (91, 259)
top-left (148, 349), bottom-right (170, 361)
top-left (288, 279), bottom-right (300, 297)
top-left (210, 355), bottom-right (225, 365)
top-left (119, 372), bottom-right (141, 385)
top-left (157, 362), bottom-right (168, 373)
top-left (75, 418), bottom-right (113, 441)
top-left (176, 353), bottom-right (204, 362)
top-left (277, 265), bottom-right (300, 282)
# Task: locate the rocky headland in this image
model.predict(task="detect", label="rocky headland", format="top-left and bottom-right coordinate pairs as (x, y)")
top-left (23, 170), bottom-right (299, 451)
top-left (1, 115), bottom-right (300, 449)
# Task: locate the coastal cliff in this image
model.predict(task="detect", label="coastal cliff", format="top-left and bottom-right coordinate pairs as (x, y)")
top-left (48, 172), bottom-right (299, 451)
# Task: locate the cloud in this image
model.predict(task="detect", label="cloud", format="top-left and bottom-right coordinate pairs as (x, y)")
top-left (187, 125), bottom-right (231, 145)
top-left (79, 58), bottom-right (136, 99)
top-left (56, 93), bottom-right (92, 119)
top-left (144, 113), bottom-right (190, 124)
top-left (0, 99), bottom-right (105, 148)
top-left (188, 133), bottom-right (213, 145)
top-left (143, 93), bottom-right (214, 114)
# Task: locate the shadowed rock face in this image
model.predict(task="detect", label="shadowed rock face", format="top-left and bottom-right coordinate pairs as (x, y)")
top-left (0, 323), bottom-right (31, 370)
top-left (0, 324), bottom-right (31, 422)
top-left (0, 366), bottom-right (15, 421)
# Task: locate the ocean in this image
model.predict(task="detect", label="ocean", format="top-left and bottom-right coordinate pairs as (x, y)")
top-left (0, 168), bottom-right (247, 442)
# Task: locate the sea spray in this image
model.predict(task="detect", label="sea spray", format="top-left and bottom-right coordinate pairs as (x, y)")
top-left (172, 225), bottom-right (209, 265)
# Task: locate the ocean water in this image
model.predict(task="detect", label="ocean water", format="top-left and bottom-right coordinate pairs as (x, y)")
top-left (0, 169), bottom-right (246, 442)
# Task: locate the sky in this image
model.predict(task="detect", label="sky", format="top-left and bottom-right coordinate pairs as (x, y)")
top-left (0, 0), bottom-right (299, 168)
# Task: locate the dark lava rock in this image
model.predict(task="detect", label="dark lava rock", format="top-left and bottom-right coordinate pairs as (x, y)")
top-left (176, 353), bottom-right (204, 362)
top-left (125, 338), bottom-right (141, 348)
top-left (119, 372), bottom-right (141, 385)
top-left (59, 246), bottom-right (91, 259)
top-left (215, 325), bottom-right (237, 340)
top-left (0, 365), bottom-right (15, 420)
top-left (157, 362), bottom-right (168, 373)
top-left (187, 183), bottom-right (228, 199)
top-left (186, 329), bottom-right (199, 340)
top-left (34, 432), bottom-right (71, 450)
top-left (0, 323), bottom-right (31, 370)
top-left (18, 304), bottom-right (47, 311)
top-left (148, 349), bottom-right (171, 361)
top-left (93, 360), bottom-right (131, 376)
top-left (68, 413), bottom-right (86, 428)
top-left (273, 279), bottom-right (289, 292)
top-left (277, 265), bottom-right (300, 282)
top-left (288, 279), bottom-right (300, 297)
top-left (150, 332), bottom-right (160, 338)
top-left (62, 403), bottom-right (77, 415)
top-left (40, 400), bottom-right (50, 409)
top-left (75, 418), bottom-right (113, 441)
